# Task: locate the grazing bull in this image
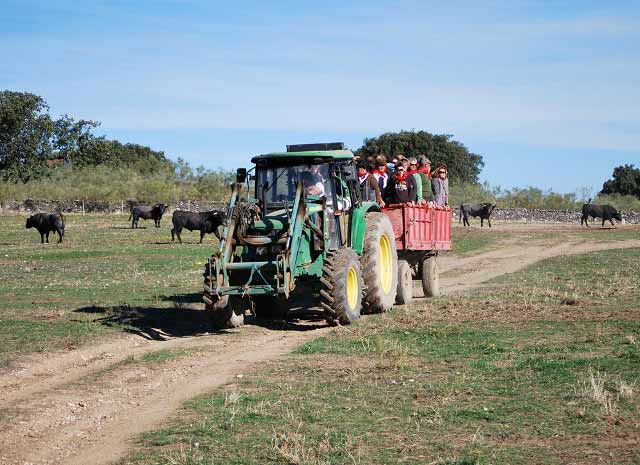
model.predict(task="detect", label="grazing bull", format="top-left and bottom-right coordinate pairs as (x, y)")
top-left (581, 201), bottom-right (622, 227)
top-left (25, 212), bottom-right (65, 243)
top-left (171, 210), bottom-right (224, 243)
top-left (129, 204), bottom-right (169, 228)
top-left (460, 203), bottom-right (497, 227)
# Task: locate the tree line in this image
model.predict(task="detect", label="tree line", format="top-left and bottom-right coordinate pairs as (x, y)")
top-left (1, 90), bottom-right (638, 210)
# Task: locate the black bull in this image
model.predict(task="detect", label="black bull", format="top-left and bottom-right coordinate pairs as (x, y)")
top-left (460, 203), bottom-right (497, 227)
top-left (171, 210), bottom-right (224, 243)
top-left (26, 212), bottom-right (65, 243)
top-left (129, 204), bottom-right (168, 228)
top-left (581, 203), bottom-right (622, 227)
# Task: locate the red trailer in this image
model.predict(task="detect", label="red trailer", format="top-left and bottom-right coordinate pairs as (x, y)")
top-left (382, 204), bottom-right (452, 304)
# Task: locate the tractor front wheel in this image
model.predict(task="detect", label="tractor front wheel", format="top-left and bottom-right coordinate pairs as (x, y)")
top-left (361, 212), bottom-right (398, 313)
top-left (205, 295), bottom-right (246, 329)
top-left (320, 249), bottom-right (363, 325)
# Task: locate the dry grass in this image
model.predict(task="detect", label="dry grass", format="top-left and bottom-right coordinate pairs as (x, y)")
top-left (271, 429), bottom-right (362, 465)
top-left (575, 368), bottom-right (618, 418)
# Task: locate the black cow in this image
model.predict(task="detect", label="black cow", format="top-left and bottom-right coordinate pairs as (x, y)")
top-left (460, 203), bottom-right (497, 227)
top-left (25, 212), bottom-right (65, 243)
top-left (171, 210), bottom-right (224, 243)
top-left (581, 201), bottom-right (622, 227)
top-left (129, 204), bottom-right (169, 228)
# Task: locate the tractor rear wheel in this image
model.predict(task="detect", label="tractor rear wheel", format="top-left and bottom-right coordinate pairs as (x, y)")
top-left (396, 260), bottom-right (413, 305)
top-left (320, 249), bottom-right (363, 325)
top-left (421, 254), bottom-right (440, 297)
top-left (361, 212), bottom-right (398, 313)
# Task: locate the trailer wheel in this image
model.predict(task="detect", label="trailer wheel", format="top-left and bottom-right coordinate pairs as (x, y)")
top-left (361, 212), bottom-right (398, 313)
top-left (320, 249), bottom-right (363, 325)
top-left (421, 254), bottom-right (440, 297)
top-left (396, 260), bottom-right (413, 305)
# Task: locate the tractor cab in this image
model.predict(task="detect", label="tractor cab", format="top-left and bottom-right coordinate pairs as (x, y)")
top-left (250, 143), bottom-right (359, 249)
top-left (204, 143), bottom-right (399, 329)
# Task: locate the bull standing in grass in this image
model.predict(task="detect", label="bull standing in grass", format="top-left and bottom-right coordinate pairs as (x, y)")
top-left (171, 210), bottom-right (224, 243)
top-left (581, 199), bottom-right (623, 227)
top-left (25, 212), bottom-right (65, 243)
top-left (129, 204), bottom-right (169, 228)
top-left (459, 203), bottom-right (497, 227)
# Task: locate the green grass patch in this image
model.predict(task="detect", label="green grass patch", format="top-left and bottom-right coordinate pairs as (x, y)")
top-left (451, 226), bottom-right (511, 255)
top-left (0, 214), bottom-right (218, 364)
top-left (122, 246), bottom-right (640, 464)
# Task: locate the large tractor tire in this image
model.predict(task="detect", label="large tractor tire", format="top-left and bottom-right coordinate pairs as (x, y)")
top-left (361, 212), bottom-right (398, 313)
top-left (396, 259), bottom-right (413, 305)
top-left (421, 254), bottom-right (440, 297)
top-left (320, 249), bottom-right (363, 325)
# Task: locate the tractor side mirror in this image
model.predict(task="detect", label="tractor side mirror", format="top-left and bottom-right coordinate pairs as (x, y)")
top-left (236, 168), bottom-right (247, 184)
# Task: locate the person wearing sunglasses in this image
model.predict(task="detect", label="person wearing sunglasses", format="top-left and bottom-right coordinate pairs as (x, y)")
top-left (387, 160), bottom-right (418, 205)
top-left (407, 157), bottom-right (428, 205)
top-left (432, 165), bottom-right (449, 207)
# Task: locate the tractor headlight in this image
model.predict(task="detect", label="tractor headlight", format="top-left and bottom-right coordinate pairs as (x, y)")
top-left (271, 245), bottom-right (283, 255)
top-left (256, 247), bottom-right (268, 256)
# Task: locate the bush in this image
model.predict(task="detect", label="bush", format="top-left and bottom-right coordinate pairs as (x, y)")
top-left (450, 183), bottom-right (640, 212)
top-left (0, 166), bottom-right (232, 204)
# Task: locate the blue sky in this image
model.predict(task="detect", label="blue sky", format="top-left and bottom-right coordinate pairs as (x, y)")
top-left (1, 0), bottom-right (638, 195)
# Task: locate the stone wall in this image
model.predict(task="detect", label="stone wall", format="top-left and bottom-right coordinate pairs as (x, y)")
top-left (1, 200), bottom-right (638, 224)
top-left (0, 199), bottom-right (227, 214)
top-left (481, 208), bottom-right (639, 224)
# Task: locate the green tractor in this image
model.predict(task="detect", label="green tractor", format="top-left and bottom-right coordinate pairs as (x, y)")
top-left (203, 143), bottom-right (398, 327)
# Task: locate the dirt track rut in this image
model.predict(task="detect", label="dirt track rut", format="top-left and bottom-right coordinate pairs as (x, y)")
top-left (1, 234), bottom-right (639, 465)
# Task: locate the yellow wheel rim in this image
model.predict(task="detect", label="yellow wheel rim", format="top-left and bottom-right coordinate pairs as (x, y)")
top-left (379, 234), bottom-right (393, 294)
top-left (346, 266), bottom-right (358, 309)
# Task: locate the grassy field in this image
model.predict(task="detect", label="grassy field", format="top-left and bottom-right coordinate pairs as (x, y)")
top-left (120, 247), bottom-right (640, 465)
top-left (0, 213), bottom-right (217, 365)
top-left (1, 214), bottom-right (639, 463)
top-left (0, 214), bottom-right (637, 368)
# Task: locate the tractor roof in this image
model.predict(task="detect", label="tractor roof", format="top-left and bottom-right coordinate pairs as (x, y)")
top-left (251, 149), bottom-right (354, 164)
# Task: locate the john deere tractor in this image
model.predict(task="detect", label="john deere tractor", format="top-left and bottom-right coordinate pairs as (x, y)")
top-left (203, 143), bottom-right (398, 327)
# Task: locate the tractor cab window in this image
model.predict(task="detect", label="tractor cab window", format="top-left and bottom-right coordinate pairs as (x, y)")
top-left (257, 164), bottom-right (330, 206)
top-left (329, 168), bottom-right (352, 213)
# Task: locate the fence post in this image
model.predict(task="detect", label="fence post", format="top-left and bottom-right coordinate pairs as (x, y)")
top-left (121, 200), bottom-right (124, 215)
top-left (82, 200), bottom-right (85, 216)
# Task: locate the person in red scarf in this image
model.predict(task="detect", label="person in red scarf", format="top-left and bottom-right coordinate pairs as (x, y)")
top-left (357, 161), bottom-right (385, 206)
top-left (387, 161), bottom-right (417, 204)
top-left (418, 156), bottom-right (432, 177)
top-left (372, 154), bottom-right (390, 192)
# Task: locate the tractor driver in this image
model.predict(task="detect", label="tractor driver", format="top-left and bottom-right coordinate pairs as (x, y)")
top-left (299, 170), bottom-right (325, 196)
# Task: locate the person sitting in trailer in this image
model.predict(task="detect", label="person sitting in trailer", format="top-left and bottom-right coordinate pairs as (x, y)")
top-left (386, 162), bottom-right (417, 205)
top-left (356, 161), bottom-right (385, 206)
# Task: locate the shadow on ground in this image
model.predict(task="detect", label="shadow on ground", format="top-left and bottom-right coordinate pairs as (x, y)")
top-left (75, 293), bottom-right (329, 340)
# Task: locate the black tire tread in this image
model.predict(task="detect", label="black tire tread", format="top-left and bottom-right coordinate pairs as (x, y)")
top-left (320, 249), bottom-right (362, 325)
top-left (361, 212), bottom-right (398, 313)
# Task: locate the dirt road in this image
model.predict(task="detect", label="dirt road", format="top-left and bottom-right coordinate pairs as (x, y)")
top-left (1, 230), bottom-right (639, 465)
